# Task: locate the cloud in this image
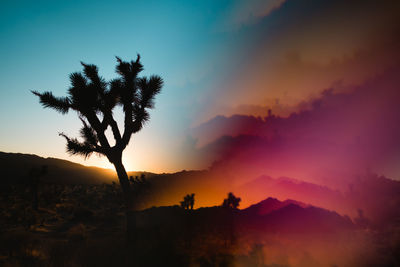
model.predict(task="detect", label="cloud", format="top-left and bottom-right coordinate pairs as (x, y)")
top-left (224, 0), bottom-right (287, 29)
top-left (199, 0), bottom-right (400, 123)
top-left (193, 65), bottom-right (400, 186)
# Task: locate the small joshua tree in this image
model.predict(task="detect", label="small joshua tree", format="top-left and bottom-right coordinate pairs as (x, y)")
top-left (189, 193), bottom-right (195, 210)
top-left (222, 192), bottom-right (241, 209)
top-left (32, 55), bottom-right (162, 237)
top-left (180, 193), bottom-right (195, 210)
top-left (180, 195), bottom-right (189, 209)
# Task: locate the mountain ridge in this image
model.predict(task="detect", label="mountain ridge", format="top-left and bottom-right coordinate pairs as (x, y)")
top-left (0, 151), bottom-right (117, 184)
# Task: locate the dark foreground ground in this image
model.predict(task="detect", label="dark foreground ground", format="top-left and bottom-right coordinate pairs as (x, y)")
top-left (1, 182), bottom-right (399, 267)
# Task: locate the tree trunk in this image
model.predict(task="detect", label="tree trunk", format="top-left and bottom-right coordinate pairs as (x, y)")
top-left (113, 158), bottom-right (131, 202)
top-left (112, 158), bottom-right (136, 242)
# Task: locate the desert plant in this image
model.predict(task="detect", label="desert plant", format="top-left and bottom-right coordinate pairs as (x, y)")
top-left (222, 192), bottom-right (241, 209)
top-left (32, 55), bottom-right (162, 239)
top-left (180, 193), bottom-right (195, 210)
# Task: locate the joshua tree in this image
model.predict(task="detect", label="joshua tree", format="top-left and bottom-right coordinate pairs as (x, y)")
top-left (189, 193), bottom-right (195, 210)
top-left (222, 192), bottom-right (241, 209)
top-left (180, 195), bottom-right (189, 209)
top-left (180, 193), bottom-right (195, 210)
top-left (32, 55), bottom-right (162, 236)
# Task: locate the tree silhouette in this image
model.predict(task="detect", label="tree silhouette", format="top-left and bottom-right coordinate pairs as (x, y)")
top-left (32, 55), bottom-right (162, 236)
top-left (189, 193), bottom-right (195, 210)
top-left (180, 193), bottom-right (195, 210)
top-left (222, 192), bottom-right (241, 209)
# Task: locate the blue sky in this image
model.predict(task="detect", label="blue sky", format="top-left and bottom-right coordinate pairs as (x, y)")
top-left (0, 0), bottom-right (239, 172)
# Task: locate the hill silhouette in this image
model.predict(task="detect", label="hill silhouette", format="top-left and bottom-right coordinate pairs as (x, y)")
top-left (242, 197), bottom-right (308, 216)
top-left (135, 197), bottom-right (355, 241)
top-left (0, 152), bottom-right (164, 186)
top-left (0, 152), bottom-right (117, 185)
top-left (237, 176), bottom-right (347, 215)
top-left (0, 152), bottom-right (209, 209)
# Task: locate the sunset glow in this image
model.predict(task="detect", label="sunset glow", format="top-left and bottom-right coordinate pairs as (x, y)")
top-left (1, 1), bottom-right (400, 266)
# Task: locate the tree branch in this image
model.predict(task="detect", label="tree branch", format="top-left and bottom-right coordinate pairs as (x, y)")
top-left (31, 90), bottom-right (71, 114)
top-left (84, 111), bottom-right (112, 153)
top-left (59, 132), bottom-right (104, 159)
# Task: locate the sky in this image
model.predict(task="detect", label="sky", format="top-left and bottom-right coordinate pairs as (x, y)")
top-left (0, 0), bottom-right (233, 172)
top-left (1, 0), bottom-right (399, 174)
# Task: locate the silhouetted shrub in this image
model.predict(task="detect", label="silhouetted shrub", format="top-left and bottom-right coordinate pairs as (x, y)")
top-left (222, 192), bottom-right (241, 209)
